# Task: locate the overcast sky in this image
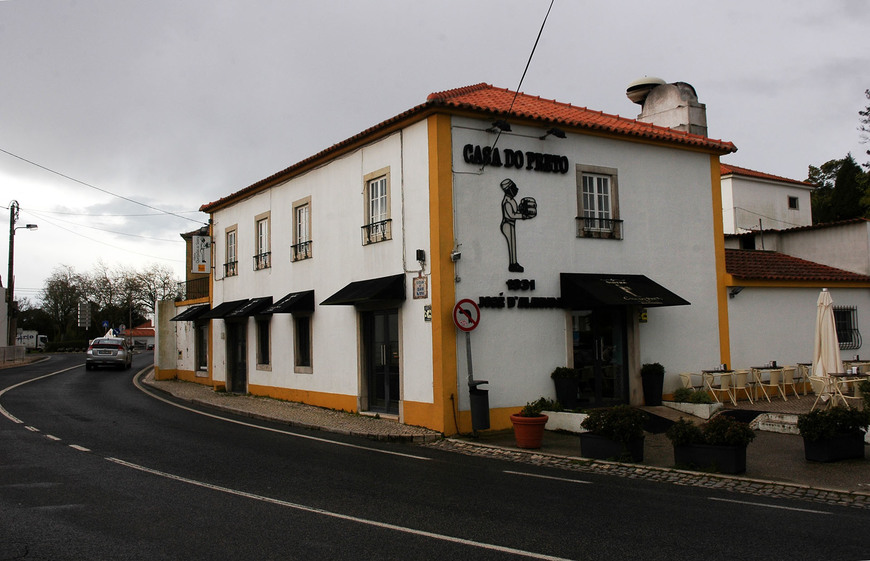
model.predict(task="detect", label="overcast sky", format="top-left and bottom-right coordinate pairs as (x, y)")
top-left (1, 0), bottom-right (868, 304)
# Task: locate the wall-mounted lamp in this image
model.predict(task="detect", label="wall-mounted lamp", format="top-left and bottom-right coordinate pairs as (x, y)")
top-left (486, 120), bottom-right (512, 133)
top-left (450, 250), bottom-right (461, 262)
top-left (729, 286), bottom-right (744, 299)
top-left (415, 249), bottom-right (426, 264)
top-left (539, 127), bottom-right (566, 140)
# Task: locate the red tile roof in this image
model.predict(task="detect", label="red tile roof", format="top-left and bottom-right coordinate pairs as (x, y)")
top-left (725, 249), bottom-right (870, 282)
top-left (202, 83), bottom-right (737, 212)
top-left (720, 163), bottom-right (811, 187)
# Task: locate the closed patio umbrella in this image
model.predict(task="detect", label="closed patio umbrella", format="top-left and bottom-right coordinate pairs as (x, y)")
top-left (813, 288), bottom-right (842, 378)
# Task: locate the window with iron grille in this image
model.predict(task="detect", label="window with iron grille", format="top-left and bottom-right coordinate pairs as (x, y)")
top-left (362, 168), bottom-right (391, 244)
top-left (576, 165), bottom-right (622, 239)
top-left (834, 306), bottom-right (862, 350)
top-left (254, 213), bottom-right (271, 270)
top-left (225, 226), bottom-right (238, 277)
top-left (292, 197), bottom-right (312, 261)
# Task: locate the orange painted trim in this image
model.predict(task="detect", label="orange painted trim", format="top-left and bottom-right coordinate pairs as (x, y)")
top-left (710, 155), bottom-right (731, 367)
top-left (175, 296), bottom-right (209, 307)
top-left (153, 366), bottom-right (176, 381)
top-left (246, 384), bottom-right (358, 412)
top-left (417, 112), bottom-right (458, 435)
top-left (725, 275), bottom-right (870, 289)
top-left (176, 370), bottom-right (212, 385)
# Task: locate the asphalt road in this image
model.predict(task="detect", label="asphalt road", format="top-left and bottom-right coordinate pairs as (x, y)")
top-left (1, 353), bottom-right (868, 560)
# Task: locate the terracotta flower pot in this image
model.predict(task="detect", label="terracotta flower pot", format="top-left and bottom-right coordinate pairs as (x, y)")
top-left (510, 413), bottom-right (549, 449)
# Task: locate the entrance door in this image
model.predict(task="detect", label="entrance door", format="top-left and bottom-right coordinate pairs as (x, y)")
top-left (572, 308), bottom-right (627, 407)
top-left (362, 309), bottom-right (399, 414)
top-left (226, 321), bottom-right (247, 393)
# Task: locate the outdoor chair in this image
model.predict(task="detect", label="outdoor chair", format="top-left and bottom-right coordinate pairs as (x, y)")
top-left (795, 364), bottom-right (811, 395)
top-left (750, 368), bottom-right (771, 402)
top-left (704, 372), bottom-right (735, 406)
top-left (758, 368), bottom-right (787, 401)
top-left (679, 372), bottom-right (703, 390)
top-left (732, 369), bottom-right (753, 404)
top-left (780, 366), bottom-right (800, 399)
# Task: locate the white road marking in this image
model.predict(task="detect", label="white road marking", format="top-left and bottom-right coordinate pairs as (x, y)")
top-left (504, 470), bottom-right (592, 485)
top-left (45, 435), bottom-right (62, 441)
top-left (107, 457), bottom-right (576, 561)
top-left (709, 497), bottom-right (831, 514)
top-left (0, 364), bottom-right (83, 424)
top-left (25, 425), bottom-right (40, 432)
top-left (69, 445), bottom-right (91, 452)
top-left (133, 371), bottom-right (432, 461)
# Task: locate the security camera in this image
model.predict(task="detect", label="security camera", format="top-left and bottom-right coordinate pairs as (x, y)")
top-left (450, 250), bottom-right (461, 262)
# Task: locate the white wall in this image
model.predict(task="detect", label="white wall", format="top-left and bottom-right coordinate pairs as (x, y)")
top-left (450, 117), bottom-right (723, 407)
top-left (209, 121), bottom-right (435, 405)
top-left (728, 286), bottom-right (870, 368)
top-left (724, 175), bottom-right (812, 234)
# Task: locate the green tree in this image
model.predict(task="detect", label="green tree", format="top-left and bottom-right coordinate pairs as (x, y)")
top-left (809, 154), bottom-right (869, 223)
top-left (39, 265), bottom-right (85, 341)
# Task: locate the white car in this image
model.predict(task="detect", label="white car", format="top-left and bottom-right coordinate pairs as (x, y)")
top-left (85, 337), bottom-right (133, 370)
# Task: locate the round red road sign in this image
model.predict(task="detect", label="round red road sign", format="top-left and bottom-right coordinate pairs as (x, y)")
top-left (453, 299), bottom-right (481, 332)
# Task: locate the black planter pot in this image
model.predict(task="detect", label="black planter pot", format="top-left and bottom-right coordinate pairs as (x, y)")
top-left (803, 431), bottom-right (866, 462)
top-left (579, 433), bottom-right (644, 462)
top-left (641, 372), bottom-right (664, 406)
top-left (553, 378), bottom-right (579, 410)
top-left (673, 443), bottom-right (747, 474)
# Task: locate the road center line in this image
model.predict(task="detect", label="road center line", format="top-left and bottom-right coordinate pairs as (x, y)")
top-left (504, 470), bottom-right (592, 485)
top-left (133, 371), bottom-right (431, 461)
top-left (708, 496), bottom-right (831, 514)
top-left (107, 457), bottom-right (575, 561)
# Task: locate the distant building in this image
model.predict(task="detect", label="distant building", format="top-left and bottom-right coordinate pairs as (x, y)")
top-left (720, 163), bottom-right (814, 235)
top-left (122, 321), bottom-right (155, 350)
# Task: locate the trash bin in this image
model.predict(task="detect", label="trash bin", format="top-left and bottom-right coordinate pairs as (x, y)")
top-left (469, 381), bottom-right (490, 431)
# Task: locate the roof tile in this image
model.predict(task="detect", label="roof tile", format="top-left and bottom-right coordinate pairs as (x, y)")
top-left (725, 249), bottom-right (870, 282)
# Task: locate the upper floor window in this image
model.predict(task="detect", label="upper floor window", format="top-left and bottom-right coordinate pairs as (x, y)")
top-left (362, 168), bottom-right (391, 245)
top-left (225, 226), bottom-right (238, 277)
top-left (788, 196), bottom-right (799, 210)
top-left (254, 212), bottom-right (271, 270)
top-left (292, 197), bottom-right (313, 261)
top-left (576, 165), bottom-right (622, 240)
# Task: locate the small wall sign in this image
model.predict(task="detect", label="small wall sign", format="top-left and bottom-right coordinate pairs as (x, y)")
top-left (413, 275), bottom-right (428, 299)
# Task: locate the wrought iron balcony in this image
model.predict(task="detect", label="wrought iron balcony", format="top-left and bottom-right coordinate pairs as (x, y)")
top-left (224, 260), bottom-right (238, 277)
top-left (361, 219), bottom-right (392, 245)
top-left (253, 252), bottom-right (271, 270)
top-left (292, 241), bottom-right (313, 261)
top-left (176, 277), bottom-right (209, 302)
top-left (576, 217), bottom-right (623, 240)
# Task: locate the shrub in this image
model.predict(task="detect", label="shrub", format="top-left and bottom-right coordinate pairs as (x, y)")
top-left (672, 387), bottom-right (693, 402)
top-left (519, 397), bottom-right (560, 417)
top-left (672, 387), bottom-right (713, 404)
top-left (550, 367), bottom-right (579, 380)
top-left (797, 406), bottom-right (870, 442)
top-left (666, 415), bottom-right (755, 447)
top-left (580, 405), bottom-right (646, 444)
top-left (641, 363), bottom-right (665, 378)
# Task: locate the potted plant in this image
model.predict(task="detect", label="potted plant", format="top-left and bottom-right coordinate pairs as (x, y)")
top-left (510, 398), bottom-right (551, 449)
top-left (666, 414), bottom-right (756, 474)
top-left (579, 405), bottom-right (647, 462)
top-left (797, 406), bottom-right (870, 462)
top-left (641, 362), bottom-right (665, 406)
top-left (550, 367), bottom-right (580, 410)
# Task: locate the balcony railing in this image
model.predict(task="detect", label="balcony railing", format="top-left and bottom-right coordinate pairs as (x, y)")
top-left (576, 217), bottom-right (623, 240)
top-left (292, 241), bottom-right (313, 261)
top-left (253, 252), bottom-right (271, 270)
top-left (224, 260), bottom-right (238, 277)
top-left (362, 219), bottom-right (392, 245)
top-left (176, 277), bottom-right (209, 301)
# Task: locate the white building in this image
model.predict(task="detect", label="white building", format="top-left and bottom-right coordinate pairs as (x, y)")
top-left (720, 163), bottom-right (814, 234)
top-left (159, 80), bottom-right (744, 434)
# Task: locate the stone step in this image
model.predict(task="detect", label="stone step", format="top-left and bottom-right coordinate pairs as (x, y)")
top-left (752, 412), bottom-right (800, 435)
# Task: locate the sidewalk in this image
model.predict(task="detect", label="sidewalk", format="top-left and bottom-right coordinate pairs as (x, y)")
top-left (141, 371), bottom-right (870, 509)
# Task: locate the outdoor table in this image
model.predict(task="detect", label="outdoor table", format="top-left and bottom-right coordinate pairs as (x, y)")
top-left (701, 369), bottom-right (735, 405)
top-left (811, 372), bottom-right (870, 410)
top-left (749, 366), bottom-right (781, 402)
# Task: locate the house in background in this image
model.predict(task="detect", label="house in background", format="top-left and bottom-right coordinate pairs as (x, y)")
top-left (157, 78), bottom-right (740, 434)
top-left (121, 320), bottom-right (156, 349)
top-left (720, 163), bottom-right (814, 235)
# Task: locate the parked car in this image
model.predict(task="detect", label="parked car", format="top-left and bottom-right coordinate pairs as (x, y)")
top-left (85, 337), bottom-right (133, 370)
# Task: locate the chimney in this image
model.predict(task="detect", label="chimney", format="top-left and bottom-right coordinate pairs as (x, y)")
top-left (626, 77), bottom-right (708, 137)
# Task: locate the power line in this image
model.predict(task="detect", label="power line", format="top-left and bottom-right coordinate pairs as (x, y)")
top-left (26, 208), bottom-right (184, 243)
top-left (0, 147), bottom-right (205, 224)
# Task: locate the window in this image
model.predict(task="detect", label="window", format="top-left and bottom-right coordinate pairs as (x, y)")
top-left (225, 226), bottom-right (238, 277)
top-left (292, 197), bottom-right (312, 261)
top-left (362, 168), bottom-right (391, 244)
top-left (834, 306), bottom-right (862, 350)
top-left (576, 165), bottom-right (622, 239)
top-left (254, 212), bottom-right (271, 270)
top-left (294, 314), bottom-right (312, 372)
top-left (256, 317), bottom-right (271, 366)
top-left (788, 196), bottom-right (799, 210)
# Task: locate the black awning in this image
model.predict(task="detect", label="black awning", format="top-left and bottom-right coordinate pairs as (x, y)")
top-left (225, 296), bottom-right (274, 318)
top-left (170, 304), bottom-right (210, 322)
top-left (264, 290), bottom-right (314, 314)
top-left (321, 274), bottom-right (405, 306)
top-left (560, 273), bottom-right (690, 308)
top-left (199, 299), bottom-right (250, 319)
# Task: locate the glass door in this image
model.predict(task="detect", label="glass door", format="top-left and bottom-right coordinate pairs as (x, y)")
top-left (226, 321), bottom-right (247, 393)
top-left (572, 308), bottom-right (627, 407)
top-left (363, 309), bottom-right (400, 414)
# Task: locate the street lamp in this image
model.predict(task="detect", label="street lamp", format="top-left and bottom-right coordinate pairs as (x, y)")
top-left (7, 200), bottom-right (38, 346)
